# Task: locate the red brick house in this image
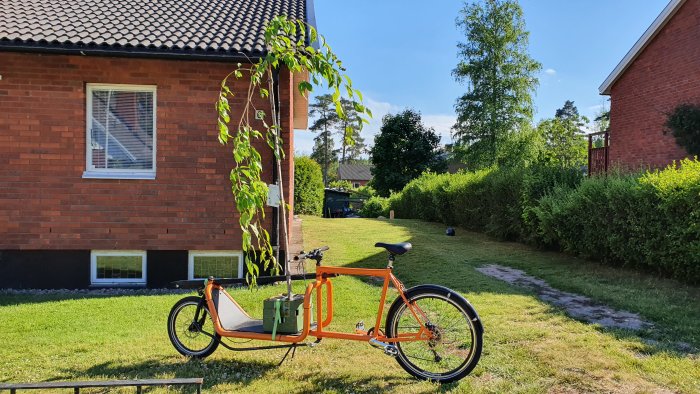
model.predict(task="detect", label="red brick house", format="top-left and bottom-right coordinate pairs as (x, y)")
top-left (0, 0), bottom-right (314, 288)
top-left (599, 0), bottom-right (698, 169)
top-left (337, 163), bottom-right (372, 188)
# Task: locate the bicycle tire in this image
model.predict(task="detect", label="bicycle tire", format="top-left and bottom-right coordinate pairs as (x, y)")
top-left (167, 296), bottom-right (220, 358)
top-left (385, 285), bottom-right (483, 383)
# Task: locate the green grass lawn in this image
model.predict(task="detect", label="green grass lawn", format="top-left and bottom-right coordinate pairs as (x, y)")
top-left (1, 216), bottom-right (698, 393)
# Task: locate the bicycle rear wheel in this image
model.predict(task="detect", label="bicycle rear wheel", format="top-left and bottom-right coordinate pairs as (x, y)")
top-left (167, 296), bottom-right (220, 358)
top-left (386, 285), bottom-right (482, 383)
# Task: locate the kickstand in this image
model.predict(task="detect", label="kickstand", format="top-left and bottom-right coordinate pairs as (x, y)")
top-left (277, 343), bottom-right (297, 366)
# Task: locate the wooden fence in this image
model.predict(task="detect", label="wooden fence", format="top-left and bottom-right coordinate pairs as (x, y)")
top-left (588, 131), bottom-right (609, 175)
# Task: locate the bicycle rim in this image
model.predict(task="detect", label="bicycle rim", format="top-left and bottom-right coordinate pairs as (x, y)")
top-left (391, 293), bottom-right (477, 380)
top-left (170, 300), bottom-right (218, 355)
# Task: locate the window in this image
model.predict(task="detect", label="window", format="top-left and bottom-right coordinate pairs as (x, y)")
top-left (84, 84), bottom-right (156, 179)
top-left (91, 250), bottom-right (146, 285)
top-left (353, 182), bottom-right (360, 188)
top-left (188, 251), bottom-right (244, 280)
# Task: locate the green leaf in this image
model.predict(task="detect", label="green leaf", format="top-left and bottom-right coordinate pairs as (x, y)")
top-left (216, 15), bottom-right (370, 287)
top-left (298, 81), bottom-right (313, 96)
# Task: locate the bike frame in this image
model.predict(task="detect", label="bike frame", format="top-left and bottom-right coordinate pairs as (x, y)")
top-left (202, 265), bottom-right (433, 344)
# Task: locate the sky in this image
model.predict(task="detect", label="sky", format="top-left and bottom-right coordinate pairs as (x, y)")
top-left (294, 0), bottom-right (671, 156)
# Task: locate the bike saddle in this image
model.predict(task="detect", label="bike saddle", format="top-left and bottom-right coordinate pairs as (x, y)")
top-left (374, 242), bottom-right (412, 255)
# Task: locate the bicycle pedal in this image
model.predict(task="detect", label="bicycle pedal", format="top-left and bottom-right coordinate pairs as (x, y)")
top-left (369, 338), bottom-right (398, 357)
top-left (355, 320), bottom-right (365, 333)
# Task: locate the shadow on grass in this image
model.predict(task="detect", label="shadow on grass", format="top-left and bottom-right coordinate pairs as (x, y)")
top-left (333, 218), bottom-right (699, 356)
top-left (61, 356), bottom-right (426, 393)
top-left (293, 371), bottom-right (414, 393)
top-left (60, 357), bottom-right (277, 391)
top-left (0, 291), bottom-right (195, 307)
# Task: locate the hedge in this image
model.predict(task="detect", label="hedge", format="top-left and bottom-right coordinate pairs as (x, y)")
top-left (294, 157), bottom-right (324, 216)
top-left (390, 165), bottom-right (582, 240)
top-left (387, 159), bottom-right (700, 283)
top-left (359, 195), bottom-right (391, 218)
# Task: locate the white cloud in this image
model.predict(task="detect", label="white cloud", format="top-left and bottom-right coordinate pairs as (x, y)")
top-left (362, 97), bottom-right (401, 142)
top-left (294, 97), bottom-right (456, 156)
top-left (294, 131), bottom-right (317, 156)
top-left (545, 68), bottom-right (556, 76)
top-left (422, 114), bottom-right (457, 143)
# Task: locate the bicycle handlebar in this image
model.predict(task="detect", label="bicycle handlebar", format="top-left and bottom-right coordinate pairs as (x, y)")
top-left (293, 246), bottom-right (329, 262)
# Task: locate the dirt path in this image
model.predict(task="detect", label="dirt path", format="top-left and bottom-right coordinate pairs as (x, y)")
top-left (288, 216), bottom-right (305, 274)
top-left (476, 264), bottom-right (653, 331)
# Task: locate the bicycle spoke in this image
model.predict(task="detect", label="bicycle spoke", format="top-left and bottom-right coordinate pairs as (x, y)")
top-left (173, 302), bottom-right (216, 353)
top-left (391, 294), bottom-right (477, 378)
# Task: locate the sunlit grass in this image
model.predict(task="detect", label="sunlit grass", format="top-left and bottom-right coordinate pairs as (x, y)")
top-left (0, 216), bottom-right (698, 393)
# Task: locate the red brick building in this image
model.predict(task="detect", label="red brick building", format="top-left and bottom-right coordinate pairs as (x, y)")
top-left (599, 0), bottom-right (698, 169)
top-left (337, 163), bottom-right (372, 188)
top-left (0, 0), bottom-right (313, 288)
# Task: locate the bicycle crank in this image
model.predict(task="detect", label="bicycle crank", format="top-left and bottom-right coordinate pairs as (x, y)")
top-left (369, 338), bottom-right (398, 356)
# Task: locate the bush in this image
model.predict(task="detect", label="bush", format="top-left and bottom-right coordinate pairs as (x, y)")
top-left (665, 104), bottom-right (700, 156)
top-left (532, 158), bottom-right (700, 283)
top-left (389, 165), bottom-right (581, 241)
top-left (639, 158), bottom-right (700, 281)
top-left (294, 157), bottom-right (324, 216)
top-left (360, 196), bottom-right (390, 218)
top-left (520, 164), bottom-right (584, 242)
top-left (328, 180), bottom-right (353, 191)
top-left (386, 159), bottom-right (700, 283)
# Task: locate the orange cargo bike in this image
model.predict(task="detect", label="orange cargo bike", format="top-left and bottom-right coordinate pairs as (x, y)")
top-left (168, 243), bottom-right (484, 383)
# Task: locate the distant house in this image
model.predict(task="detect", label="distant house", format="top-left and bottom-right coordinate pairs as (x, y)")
top-left (338, 163), bottom-right (372, 188)
top-left (0, 0), bottom-right (314, 289)
top-left (598, 0), bottom-right (698, 170)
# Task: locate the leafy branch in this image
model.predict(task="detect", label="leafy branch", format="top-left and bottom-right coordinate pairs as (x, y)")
top-left (216, 16), bottom-right (371, 286)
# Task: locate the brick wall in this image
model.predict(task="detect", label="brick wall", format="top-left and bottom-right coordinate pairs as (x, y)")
top-left (609, 0), bottom-right (699, 169)
top-left (0, 52), bottom-right (295, 251)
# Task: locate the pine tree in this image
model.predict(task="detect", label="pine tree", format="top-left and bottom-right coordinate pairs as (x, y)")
top-left (336, 98), bottom-right (364, 163)
top-left (308, 94), bottom-right (339, 185)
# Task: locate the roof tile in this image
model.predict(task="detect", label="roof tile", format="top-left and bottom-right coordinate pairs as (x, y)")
top-left (0, 0), bottom-right (309, 58)
top-left (338, 164), bottom-right (373, 181)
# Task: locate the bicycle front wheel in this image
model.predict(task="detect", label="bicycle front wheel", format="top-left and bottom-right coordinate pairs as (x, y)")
top-left (167, 296), bottom-right (220, 358)
top-left (386, 285), bottom-right (482, 383)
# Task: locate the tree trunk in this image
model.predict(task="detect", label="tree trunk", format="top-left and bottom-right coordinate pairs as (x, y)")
top-left (323, 124), bottom-right (329, 186)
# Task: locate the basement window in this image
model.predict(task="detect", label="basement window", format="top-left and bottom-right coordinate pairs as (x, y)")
top-left (188, 251), bottom-right (244, 280)
top-left (84, 84), bottom-right (157, 179)
top-left (91, 250), bottom-right (147, 285)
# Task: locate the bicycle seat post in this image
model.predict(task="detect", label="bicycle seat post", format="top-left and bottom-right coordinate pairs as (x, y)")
top-left (387, 253), bottom-right (395, 269)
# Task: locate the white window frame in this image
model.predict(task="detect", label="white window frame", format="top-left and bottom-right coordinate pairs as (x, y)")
top-left (90, 250), bottom-right (147, 285)
top-left (353, 182), bottom-right (361, 188)
top-left (188, 251), bottom-right (244, 280)
top-left (84, 83), bottom-right (157, 180)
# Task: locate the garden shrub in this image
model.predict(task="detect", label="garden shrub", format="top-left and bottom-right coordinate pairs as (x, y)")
top-left (532, 158), bottom-right (700, 283)
top-left (532, 175), bottom-right (646, 262)
top-left (385, 158), bottom-right (700, 283)
top-left (520, 164), bottom-right (583, 242)
top-left (294, 157), bottom-right (324, 215)
top-left (389, 165), bottom-right (580, 241)
top-left (665, 104), bottom-right (700, 156)
top-left (360, 196), bottom-right (391, 218)
top-left (639, 158), bottom-right (700, 281)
